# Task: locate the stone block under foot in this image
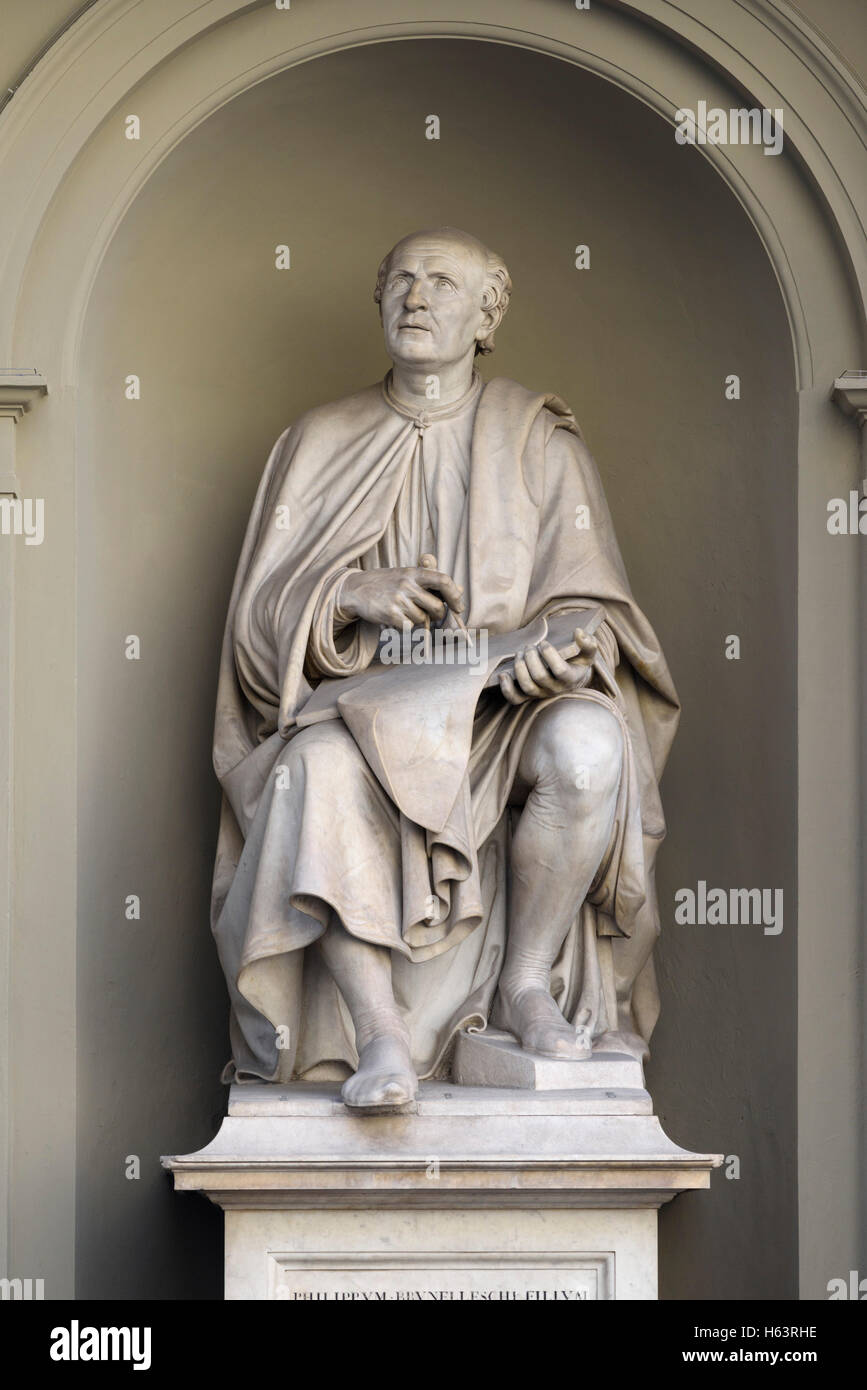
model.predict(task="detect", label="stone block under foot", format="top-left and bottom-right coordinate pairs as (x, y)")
top-left (452, 1028), bottom-right (645, 1092)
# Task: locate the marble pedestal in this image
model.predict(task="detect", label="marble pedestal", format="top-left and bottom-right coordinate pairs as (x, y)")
top-left (164, 1049), bottom-right (721, 1301)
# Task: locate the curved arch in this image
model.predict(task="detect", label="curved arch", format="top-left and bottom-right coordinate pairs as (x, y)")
top-left (0, 0), bottom-right (862, 388)
top-left (58, 28), bottom-right (817, 389)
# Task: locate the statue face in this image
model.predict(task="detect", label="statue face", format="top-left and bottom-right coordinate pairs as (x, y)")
top-left (380, 234), bottom-right (489, 370)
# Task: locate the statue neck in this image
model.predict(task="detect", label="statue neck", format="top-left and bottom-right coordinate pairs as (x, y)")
top-left (383, 369), bottom-right (481, 427)
top-left (389, 354), bottom-right (477, 409)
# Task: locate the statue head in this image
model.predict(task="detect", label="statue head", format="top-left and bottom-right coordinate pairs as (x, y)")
top-left (374, 227), bottom-right (511, 371)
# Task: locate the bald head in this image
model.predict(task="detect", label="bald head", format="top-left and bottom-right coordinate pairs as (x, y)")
top-left (374, 227), bottom-right (511, 361)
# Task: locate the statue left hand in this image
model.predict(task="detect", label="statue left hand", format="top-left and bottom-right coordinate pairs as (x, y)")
top-left (498, 628), bottom-right (598, 705)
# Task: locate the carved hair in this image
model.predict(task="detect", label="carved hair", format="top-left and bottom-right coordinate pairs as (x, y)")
top-left (374, 230), bottom-right (512, 355)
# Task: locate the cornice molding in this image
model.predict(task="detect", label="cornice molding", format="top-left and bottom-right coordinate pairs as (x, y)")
top-left (0, 370), bottom-right (48, 423)
top-left (832, 370), bottom-right (867, 429)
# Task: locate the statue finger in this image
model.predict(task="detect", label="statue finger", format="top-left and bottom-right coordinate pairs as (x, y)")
top-left (405, 581), bottom-right (447, 620)
top-left (538, 640), bottom-right (583, 685)
top-left (386, 603), bottom-right (418, 629)
top-left (498, 671), bottom-right (527, 705)
top-left (398, 599), bottom-right (429, 626)
top-left (523, 643), bottom-right (562, 692)
top-left (416, 569), bottom-right (464, 612)
top-left (513, 651), bottom-right (546, 698)
top-left (573, 626), bottom-right (598, 656)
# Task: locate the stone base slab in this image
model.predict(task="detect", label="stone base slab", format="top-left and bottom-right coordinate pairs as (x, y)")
top-left (164, 1073), bottom-right (721, 1300)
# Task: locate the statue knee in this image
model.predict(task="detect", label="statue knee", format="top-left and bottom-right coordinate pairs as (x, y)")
top-left (283, 723), bottom-right (369, 785)
top-left (528, 702), bottom-right (623, 805)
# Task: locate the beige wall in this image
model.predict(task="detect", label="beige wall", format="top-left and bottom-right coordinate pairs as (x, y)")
top-left (793, 0), bottom-right (867, 85)
top-left (0, 1), bottom-right (92, 103)
top-left (75, 36), bottom-right (797, 1298)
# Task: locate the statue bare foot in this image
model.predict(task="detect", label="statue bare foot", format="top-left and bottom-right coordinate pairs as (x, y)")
top-left (341, 1033), bottom-right (418, 1111)
top-left (495, 983), bottom-right (592, 1060)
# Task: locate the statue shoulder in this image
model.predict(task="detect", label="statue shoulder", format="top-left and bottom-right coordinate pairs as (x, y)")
top-left (255, 382), bottom-right (387, 508)
top-left (483, 375), bottom-right (583, 438)
top-left (281, 381), bottom-right (386, 443)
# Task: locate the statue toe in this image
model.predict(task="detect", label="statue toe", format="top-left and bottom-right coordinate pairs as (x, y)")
top-left (497, 983), bottom-right (593, 1060)
top-left (523, 1026), bottom-right (592, 1061)
top-left (341, 1032), bottom-right (418, 1111)
top-left (341, 1070), bottom-right (417, 1110)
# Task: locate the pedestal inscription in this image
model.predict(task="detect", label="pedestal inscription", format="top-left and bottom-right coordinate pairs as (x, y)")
top-left (268, 1250), bottom-right (613, 1301)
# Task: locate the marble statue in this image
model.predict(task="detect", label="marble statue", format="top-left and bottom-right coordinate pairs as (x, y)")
top-left (211, 227), bottom-right (679, 1111)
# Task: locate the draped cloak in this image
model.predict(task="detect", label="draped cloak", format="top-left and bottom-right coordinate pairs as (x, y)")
top-left (211, 375), bottom-right (680, 1083)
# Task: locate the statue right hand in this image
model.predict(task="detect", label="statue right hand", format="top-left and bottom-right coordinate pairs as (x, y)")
top-left (339, 566), bottom-right (464, 628)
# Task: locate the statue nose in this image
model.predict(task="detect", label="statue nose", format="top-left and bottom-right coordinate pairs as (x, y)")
top-left (405, 280), bottom-right (428, 309)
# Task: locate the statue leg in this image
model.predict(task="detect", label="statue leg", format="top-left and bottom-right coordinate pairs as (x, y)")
top-left (495, 700), bottom-right (623, 1058)
top-left (318, 919), bottom-right (418, 1109)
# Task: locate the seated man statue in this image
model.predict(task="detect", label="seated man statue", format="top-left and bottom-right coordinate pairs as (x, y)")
top-left (211, 227), bottom-right (679, 1111)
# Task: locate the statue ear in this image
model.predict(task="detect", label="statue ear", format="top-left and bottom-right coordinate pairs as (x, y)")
top-left (476, 303), bottom-right (500, 340)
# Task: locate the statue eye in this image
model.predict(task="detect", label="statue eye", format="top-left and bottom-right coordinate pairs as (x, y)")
top-left (435, 277), bottom-right (455, 291)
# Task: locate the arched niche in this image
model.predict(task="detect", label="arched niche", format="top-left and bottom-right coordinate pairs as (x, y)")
top-left (0, 0), bottom-right (863, 1299)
